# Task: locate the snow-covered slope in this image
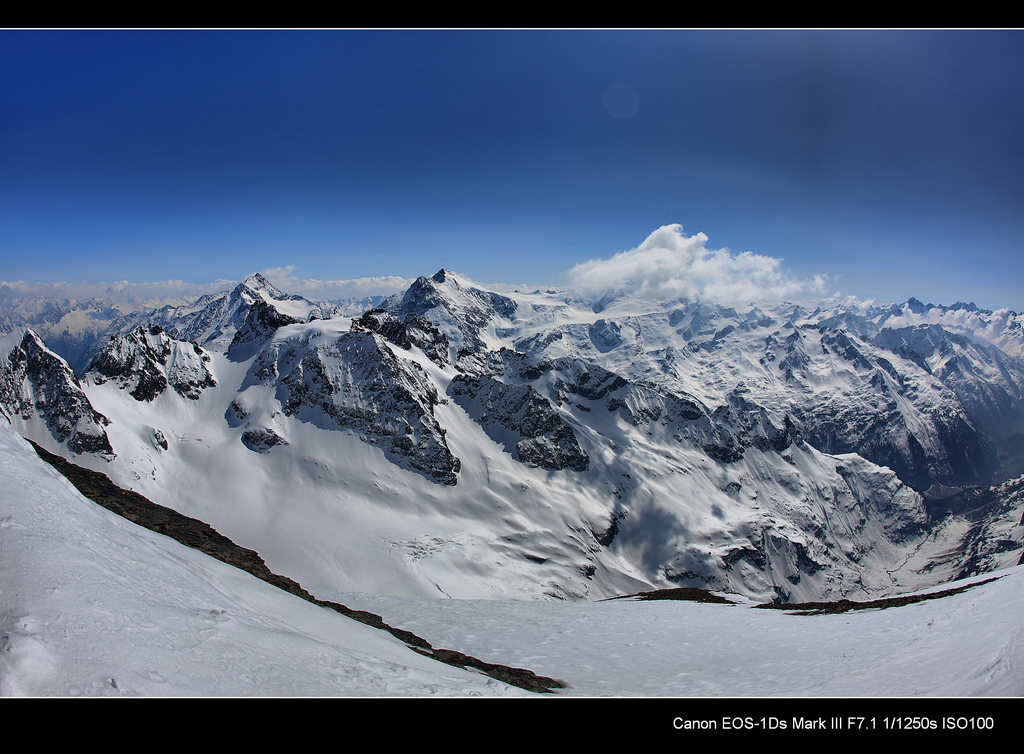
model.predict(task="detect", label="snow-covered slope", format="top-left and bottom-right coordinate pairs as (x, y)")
top-left (6, 417), bottom-right (1019, 697)
top-left (0, 427), bottom-right (525, 697)
top-left (337, 566), bottom-right (1024, 697)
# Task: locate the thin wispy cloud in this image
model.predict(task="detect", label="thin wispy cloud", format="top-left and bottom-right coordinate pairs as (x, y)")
top-left (0, 279), bottom-right (236, 309)
top-left (567, 224), bottom-right (829, 305)
top-left (0, 269), bottom-right (414, 311)
top-left (259, 266), bottom-right (413, 301)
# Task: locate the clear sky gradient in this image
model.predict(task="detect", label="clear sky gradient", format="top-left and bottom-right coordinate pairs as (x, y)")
top-left (2, 29), bottom-right (1023, 309)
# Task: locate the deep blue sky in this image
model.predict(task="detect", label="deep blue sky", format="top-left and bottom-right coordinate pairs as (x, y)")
top-left (2, 30), bottom-right (1023, 309)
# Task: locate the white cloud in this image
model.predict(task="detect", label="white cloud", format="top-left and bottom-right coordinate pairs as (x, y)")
top-left (567, 224), bottom-right (829, 305)
top-left (259, 266), bottom-right (412, 301)
top-left (0, 278), bottom-right (235, 310)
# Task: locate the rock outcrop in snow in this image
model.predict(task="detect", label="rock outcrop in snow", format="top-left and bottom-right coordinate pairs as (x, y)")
top-left (448, 374), bottom-right (588, 472)
top-left (87, 325), bottom-right (217, 401)
top-left (0, 330), bottom-right (113, 456)
top-left (352, 308), bottom-right (451, 367)
top-left (243, 329), bottom-right (461, 484)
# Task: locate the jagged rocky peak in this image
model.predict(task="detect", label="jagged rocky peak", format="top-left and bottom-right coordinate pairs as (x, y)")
top-left (242, 328), bottom-right (461, 484)
top-left (236, 271), bottom-right (284, 299)
top-left (383, 268), bottom-right (518, 369)
top-left (88, 324), bottom-right (217, 401)
top-left (230, 271), bottom-right (337, 323)
top-left (0, 329), bottom-right (113, 456)
top-left (133, 272), bottom-right (339, 355)
top-left (768, 327), bottom-right (997, 491)
top-left (711, 389), bottom-right (802, 456)
top-left (905, 297), bottom-right (928, 314)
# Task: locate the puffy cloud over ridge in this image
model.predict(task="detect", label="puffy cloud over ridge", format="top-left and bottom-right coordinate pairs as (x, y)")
top-left (567, 224), bottom-right (828, 305)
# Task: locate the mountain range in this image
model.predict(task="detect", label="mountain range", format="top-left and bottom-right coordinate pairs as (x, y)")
top-left (2, 268), bottom-right (1021, 609)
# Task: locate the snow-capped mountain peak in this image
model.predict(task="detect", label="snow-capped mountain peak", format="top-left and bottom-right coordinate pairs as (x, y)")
top-left (3, 268), bottom-right (1022, 605)
top-left (237, 271), bottom-right (284, 299)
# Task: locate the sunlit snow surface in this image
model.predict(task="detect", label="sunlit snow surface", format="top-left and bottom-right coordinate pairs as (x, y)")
top-left (335, 572), bottom-right (1024, 697)
top-left (2, 425), bottom-right (1021, 697)
top-left (0, 428), bottom-right (525, 697)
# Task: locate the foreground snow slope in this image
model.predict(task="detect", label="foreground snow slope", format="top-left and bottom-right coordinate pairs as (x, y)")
top-left (338, 566), bottom-right (1024, 697)
top-left (0, 428), bottom-right (525, 696)
top-left (1, 420), bottom-right (1019, 697)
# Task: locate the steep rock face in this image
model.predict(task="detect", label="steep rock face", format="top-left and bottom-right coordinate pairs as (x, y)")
top-left (7, 269), bottom-right (1022, 602)
top-left (87, 325), bottom-right (217, 401)
top-left (227, 300), bottom-right (301, 360)
top-left (598, 443), bottom-right (930, 602)
top-left (243, 330), bottom-right (461, 484)
top-left (351, 308), bottom-right (451, 367)
top-left (0, 330), bottom-right (113, 455)
top-left (746, 321), bottom-right (997, 491)
top-left (448, 374), bottom-right (589, 471)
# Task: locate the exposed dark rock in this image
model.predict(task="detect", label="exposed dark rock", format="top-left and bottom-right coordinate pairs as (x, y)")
top-left (88, 325), bottom-right (216, 401)
top-left (224, 400), bottom-right (248, 428)
top-left (1, 330), bottom-right (113, 456)
top-left (227, 300), bottom-right (300, 360)
top-left (755, 577), bottom-right (999, 614)
top-left (241, 428), bottom-right (289, 453)
top-left (152, 429), bottom-right (168, 451)
top-left (703, 443), bottom-right (744, 463)
top-left (548, 358), bottom-right (628, 402)
top-left (721, 545), bottom-right (767, 571)
top-left (821, 329), bottom-right (873, 371)
top-left (448, 374), bottom-right (588, 472)
top-left (381, 271), bottom-right (516, 370)
top-left (352, 308), bottom-right (451, 367)
top-left (596, 509), bottom-right (626, 547)
top-left (246, 330), bottom-right (461, 484)
top-left (604, 587), bottom-right (735, 604)
top-left (876, 325), bottom-right (1024, 446)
